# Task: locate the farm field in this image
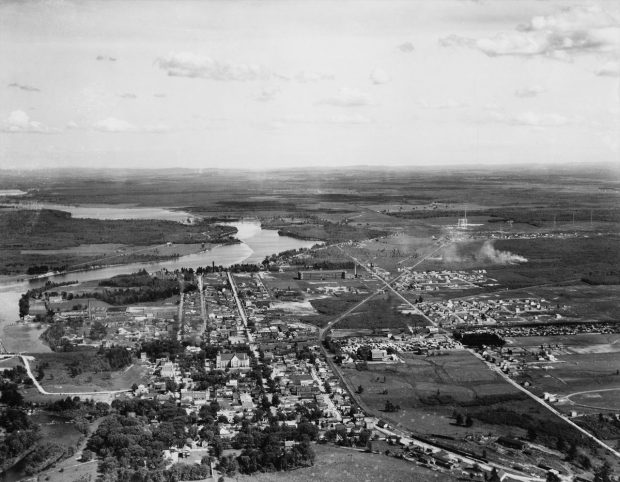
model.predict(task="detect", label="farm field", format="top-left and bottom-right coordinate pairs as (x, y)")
top-left (235, 443), bottom-right (455, 482)
top-left (518, 352), bottom-right (620, 411)
top-left (343, 350), bottom-right (519, 407)
top-left (341, 350), bottom-right (527, 438)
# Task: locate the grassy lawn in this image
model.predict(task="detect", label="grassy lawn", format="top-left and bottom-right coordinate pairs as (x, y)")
top-left (235, 443), bottom-right (456, 482)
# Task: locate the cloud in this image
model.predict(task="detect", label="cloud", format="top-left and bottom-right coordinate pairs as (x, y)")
top-left (291, 71), bottom-right (334, 83)
top-left (416, 98), bottom-right (468, 109)
top-left (318, 88), bottom-right (372, 107)
top-left (256, 87), bottom-right (281, 102)
top-left (440, 5), bottom-right (620, 60)
top-left (2, 110), bottom-right (55, 133)
top-left (93, 117), bottom-right (168, 133)
top-left (438, 34), bottom-right (476, 48)
top-left (8, 82), bottom-right (40, 92)
top-left (514, 85), bottom-right (546, 97)
top-left (156, 52), bottom-right (269, 81)
top-left (120, 93), bottom-right (137, 99)
top-left (397, 41), bottom-right (415, 52)
top-left (487, 110), bottom-right (570, 127)
top-left (595, 60), bottom-right (620, 77)
top-left (66, 121), bottom-right (78, 129)
top-left (274, 113), bottom-right (372, 126)
top-left (96, 55), bottom-right (116, 62)
top-left (370, 68), bottom-right (391, 85)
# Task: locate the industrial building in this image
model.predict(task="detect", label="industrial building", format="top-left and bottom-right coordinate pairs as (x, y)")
top-left (297, 269), bottom-right (346, 280)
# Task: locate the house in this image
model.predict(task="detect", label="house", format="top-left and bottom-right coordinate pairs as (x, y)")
top-left (216, 352), bottom-right (250, 370)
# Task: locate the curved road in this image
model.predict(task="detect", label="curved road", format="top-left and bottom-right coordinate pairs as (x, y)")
top-left (18, 355), bottom-right (131, 397)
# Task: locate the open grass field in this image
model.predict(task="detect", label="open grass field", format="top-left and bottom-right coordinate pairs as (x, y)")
top-left (235, 443), bottom-right (456, 482)
top-left (336, 295), bottom-right (429, 330)
top-left (28, 351), bottom-right (149, 393)
top-left (517, 351), bottom-right (620, 411)
top-left (3, 322), bottom-right (51, 353)
top-left (506, 333), bottom-right (620, 354)
top-left (343, 350), bottom-right (518, 408)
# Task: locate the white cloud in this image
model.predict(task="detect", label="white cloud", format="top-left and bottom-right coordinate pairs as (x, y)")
top-left (93, 117), bottom-right (168, 133)
top-left (440, 5), bottom-right (620, 61)
top-left (66, 121), bottom-right (79, 129)
top-left (438, 34), bottom-right (476, 48)
top-left (292, 71), bottom-right (334, 83)
top-left (256, 87), bottom-right (281, 102)
top-left (515, 85), bottom-right (546, 97)
top-left (8, 82), bottom-right (40, 92)
top-left (397, 41), bottom-right (415, 52)
top-left (156, 52), bottom-right (269, 81)
top-left (274, 113), bottom-right (372, 126)
top-left (595, 60), bottom-right (620, 77)
top-left (488, 110), bottom-right (570, 127)
top-left (2, 110), bottom-right (55, 133)
top-left (370, 68), bottom-right (391, 85)
top-left (319, 88), bottom-right (372, 107)
top-left (416, 98), bottom-right (468, 109)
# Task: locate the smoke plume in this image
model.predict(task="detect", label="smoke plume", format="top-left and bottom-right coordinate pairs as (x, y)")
top-left (441, 240), bottom-right (527, 265)
top-left (477, 241), bottom-right (527, 264)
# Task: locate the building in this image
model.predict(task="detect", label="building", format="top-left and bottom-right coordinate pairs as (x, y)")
top-left (216, 352), bottom-right (250, 370)
top-left (298, 270), bottom-right (346, 280)
top-left (371, 349), bottom-right (387, 361)
top-left (160, 361), bottom-right (177, 378)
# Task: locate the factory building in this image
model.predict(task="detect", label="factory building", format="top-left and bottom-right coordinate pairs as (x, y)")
top-left (298, 269), bottom-right (346, 280)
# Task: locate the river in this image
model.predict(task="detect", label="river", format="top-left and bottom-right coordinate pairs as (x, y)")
top-left (0, 214), bottom-right (318, 354)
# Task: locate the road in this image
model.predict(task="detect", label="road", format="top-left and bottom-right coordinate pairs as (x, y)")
top-left (227, 271), bottom-right (259, 356)
top-left (18, 355), bottom-right (131, 398)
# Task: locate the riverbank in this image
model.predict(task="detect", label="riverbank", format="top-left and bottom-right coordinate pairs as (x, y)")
top-left (0, 220), bottom-right (319, 354)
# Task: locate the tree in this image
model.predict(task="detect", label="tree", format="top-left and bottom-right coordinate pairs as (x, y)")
top-left (527, 427), bottom-right (537, 441)
top-left (1, 387), bottom-right (23, 407)
top-left (455, 413), bottom-right (464, 426)
top-left (566, 442), bottom-right (578, 461)
top-left (81, 449), bottom-right (94, 462)
top-left (357, 385), bottom-right (364, 394)
top-left (545, 471), bottom-right (561, 482)
top-left (594, 461), bottom-right (613, 482)
top-left (465, 415), bottom-right (473, 427)
top-left (18, 294), bottom-right (29, 319)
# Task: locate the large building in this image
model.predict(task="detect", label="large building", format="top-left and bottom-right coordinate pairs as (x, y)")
top-left (297, 269), bottom-right (346, 280)
top-left (216, 352), bottom-right (250, 370)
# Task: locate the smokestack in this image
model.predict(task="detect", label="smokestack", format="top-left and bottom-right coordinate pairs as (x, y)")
top-left (354, 263), bottom-right (357, 277)
top-left (212, 260), bottom-right (215, 271)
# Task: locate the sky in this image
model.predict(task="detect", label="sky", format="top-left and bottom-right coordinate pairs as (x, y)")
top-left (0, 0), bottom-right (619, 170)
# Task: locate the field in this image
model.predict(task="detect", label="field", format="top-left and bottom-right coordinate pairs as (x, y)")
top-left (235, 443), bottom-right (456, 482)
top-left (26, 350), bottom-right (149, 394)
top-left (341, 350), bottom-right (528, 439)
top-left (516, 351), bottom-right (620, 412)
top-left (506, 333), bottom-right (620, 354)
